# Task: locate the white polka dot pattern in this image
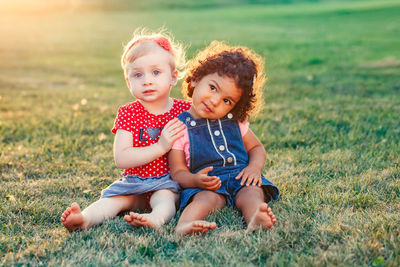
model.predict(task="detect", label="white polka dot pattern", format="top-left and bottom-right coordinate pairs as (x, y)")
top-left (111, 99), bottom-right (191, 177)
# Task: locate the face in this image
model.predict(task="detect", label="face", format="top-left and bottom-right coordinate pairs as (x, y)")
top-left (190, 73), bottom-right (242, 120)
top-left (125, 47), bottom-right (177, 103)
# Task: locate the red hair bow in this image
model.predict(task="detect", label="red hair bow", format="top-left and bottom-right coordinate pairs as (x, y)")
top-left (155, 37), bottom-right (173, 54)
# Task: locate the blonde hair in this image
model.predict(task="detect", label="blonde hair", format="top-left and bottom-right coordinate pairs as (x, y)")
top-left (182, 41), bottom-right (266, 121)
top-left (121, 28), bottom-right (186, 78)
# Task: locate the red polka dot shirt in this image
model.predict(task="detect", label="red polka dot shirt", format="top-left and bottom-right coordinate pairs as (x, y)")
top-left (111, 99), bottom-right (191, 177)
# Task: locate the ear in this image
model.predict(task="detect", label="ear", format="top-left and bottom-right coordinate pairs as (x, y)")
top-left (190, 79), bottom-right (198, 87)
top-left (170, 70), bottom-right (178, 86)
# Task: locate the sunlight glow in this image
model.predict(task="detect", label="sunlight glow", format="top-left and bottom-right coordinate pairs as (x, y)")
top-left (0, 0), bottom-right (106, 14)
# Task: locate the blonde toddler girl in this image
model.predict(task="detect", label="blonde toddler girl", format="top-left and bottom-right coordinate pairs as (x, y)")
top-left (61, 29), bottom-right (190, 231)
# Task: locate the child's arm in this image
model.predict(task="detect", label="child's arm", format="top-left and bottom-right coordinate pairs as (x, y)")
top-left (114, 118), bottom-right (185, 169)
top-left (168, 149), bottom-right (221, 191)
top-left (235, 128), bottom-right (266, 187)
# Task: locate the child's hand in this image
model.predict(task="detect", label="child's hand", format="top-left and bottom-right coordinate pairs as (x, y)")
top-left (194, 166), bottom-right (221, 191)
top-left (158, 118), bottom-right (186, 153)
top-left (235, 166), bottom-right (262, 187)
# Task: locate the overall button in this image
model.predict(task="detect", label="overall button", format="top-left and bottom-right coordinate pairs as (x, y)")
top-left (227, 157), bottom-right (233, 163)
top-left (214, 130), bottom-right (220, 136)
top-left (190, 121), bottom-right (196, 126)
top-left (219, 145), bottom-right (225, 151)
top-left (186, 117), bottom-right (191, 122)
top-left (227, 113), bottom-right (233, 119)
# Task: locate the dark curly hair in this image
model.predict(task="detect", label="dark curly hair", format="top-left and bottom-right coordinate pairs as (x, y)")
top-left (182, 41), bottom-right (266, 122)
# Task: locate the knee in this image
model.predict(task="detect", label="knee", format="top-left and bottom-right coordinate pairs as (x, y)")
top-left (151, 189), bottom-right (178, 203)
top-left (235, 186), bottom-right (265, 206)
top-left (193, 191), bottom-right (225, 211)
top-left (153, 189), bottom-right (176, 199)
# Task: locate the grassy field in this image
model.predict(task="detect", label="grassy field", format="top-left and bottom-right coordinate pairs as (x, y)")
top-left (1, 0), bottom-right (399, 265)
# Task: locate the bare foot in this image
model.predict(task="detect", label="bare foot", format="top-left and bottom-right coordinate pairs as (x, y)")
top-left (124, 212), bottom-right (162, 229)
top-left (176, 220), bottom-right (217, 236)
top-left (247, 203), bottom-right (277, 231)
top-left (60, 203), bottom-right (86, 231)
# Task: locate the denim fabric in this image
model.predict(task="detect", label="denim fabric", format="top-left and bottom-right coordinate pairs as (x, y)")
top-left (101, 173), bottom-right (180, 198)
top-left (177, 111), bottom-right (279, 209)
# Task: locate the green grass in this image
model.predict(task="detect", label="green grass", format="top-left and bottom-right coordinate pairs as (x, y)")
top-left (1, 0), bottom-right (399, 265)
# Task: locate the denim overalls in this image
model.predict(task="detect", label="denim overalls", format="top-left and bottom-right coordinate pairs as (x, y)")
top-left (177, 111), bottom-right (279, 209)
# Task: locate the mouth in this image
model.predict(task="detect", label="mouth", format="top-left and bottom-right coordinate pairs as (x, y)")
top-left (202, 102), bottom-right (212, 113)
top-left (143, 89), bottom-right (156, 95)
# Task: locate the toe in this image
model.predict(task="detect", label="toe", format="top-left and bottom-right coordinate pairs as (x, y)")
top-left (70, 203), bottom-right (81, 212)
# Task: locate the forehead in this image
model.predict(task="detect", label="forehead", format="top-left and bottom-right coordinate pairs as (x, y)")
top-left (125, 41), bottom-right (175, 69)
top-left (126, 53), bottom-right (171, 70)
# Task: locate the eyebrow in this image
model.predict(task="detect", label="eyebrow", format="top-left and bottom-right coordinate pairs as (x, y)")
top-left (129, 64), bottom-right (162, 71)
top-left (211, 79), bottom-right (238, 104)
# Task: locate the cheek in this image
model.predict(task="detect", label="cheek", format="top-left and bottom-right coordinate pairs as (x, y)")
top-left (225, 106), bottom-right (235, 114)
top-left (222, 104), bottom-right (235, 115)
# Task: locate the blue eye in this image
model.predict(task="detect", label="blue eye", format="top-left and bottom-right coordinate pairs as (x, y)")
top-left (153, 70), bottom-right (160, 75)
top-left (134, 72), bottom-right (142, 78)
top-left (210, 85), bottom-right (217, 91)
top-left (224, 99), bottom-right (231, 105)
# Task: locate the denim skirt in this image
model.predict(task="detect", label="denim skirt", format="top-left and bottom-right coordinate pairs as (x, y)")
top-left (180, 166), bottom-right (279, 210)
top-left (101, 173), bottom-right (180, 198)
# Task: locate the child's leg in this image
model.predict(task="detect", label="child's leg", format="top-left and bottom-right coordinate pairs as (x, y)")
top-left (235, 186), bottom-right (277, 230)
top-left (61, 194), bottom-right (147, 231)
top-left (124, 189), bottom-right (178, 229)
top-left (176, 191), bottom-right (225, 236)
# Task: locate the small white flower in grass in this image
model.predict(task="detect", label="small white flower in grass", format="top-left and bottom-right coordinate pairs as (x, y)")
top-left (306, 75), bottom-right (313, 81)
top-left (72, 104), bottom-right (79, 111)
top-left (81, 98), bottom-right (88, 105)
top-left (98, 133), bottom-right (107, 141)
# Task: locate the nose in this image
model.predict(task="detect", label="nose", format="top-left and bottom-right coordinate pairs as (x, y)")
top-left (210, 95), bottom-right (221, 106)
top-left (142, 75), bottom-right (153, 86)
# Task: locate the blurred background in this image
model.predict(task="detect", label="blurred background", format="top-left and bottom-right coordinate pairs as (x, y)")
top-left (1, 0), bottom-right (399, 265)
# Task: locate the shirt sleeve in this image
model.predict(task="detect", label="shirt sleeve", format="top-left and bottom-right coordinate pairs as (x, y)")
top-left (111, 105), bottom-right (134, 134)
top-left (171, 127), bottom-right (188, 151)
top-left (238, 120), bottom-right (249, 136)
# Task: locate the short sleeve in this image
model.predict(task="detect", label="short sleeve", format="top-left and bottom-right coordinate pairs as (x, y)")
top-left (171, 128), bottom-right (188, 151)
top-left (111, 106), bottom-right (134, 134)
top-left (238, 120), bottom-right (249, 136)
